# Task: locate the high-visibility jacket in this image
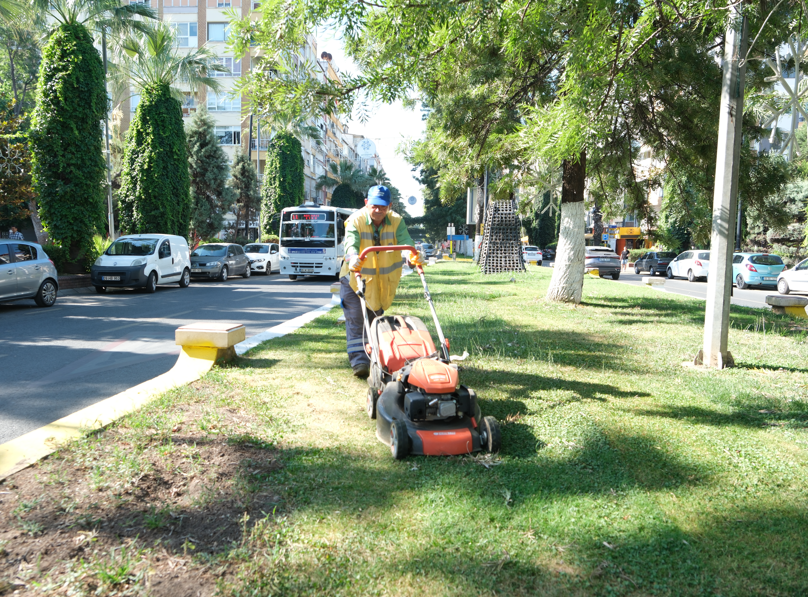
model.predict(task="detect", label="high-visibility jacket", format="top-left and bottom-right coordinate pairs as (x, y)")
top-left (339, 208), bottom-right (410, 312)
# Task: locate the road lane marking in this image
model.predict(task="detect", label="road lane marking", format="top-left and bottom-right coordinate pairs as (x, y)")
top-left (104, 310), bottom-right (193, 333)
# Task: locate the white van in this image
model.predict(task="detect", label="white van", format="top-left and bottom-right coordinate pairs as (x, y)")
top-left (90, 234), bottom-right (192, 294)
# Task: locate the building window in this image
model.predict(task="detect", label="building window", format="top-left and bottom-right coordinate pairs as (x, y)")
top-left (207, 23), bottom-right (229, 42)
top-left (182, 93), bottom-right (196, 108)
top-left (215, 126), bottom-right (241, 145)
top-left (170, 22), bottom-right (198, 48)
top-left (217, 0), bottom-right (231, 5)
top-left (129, 0), bottom-right (150, 6)
top-left (211, 57), bottom-right (241, 77)
top-left (130, 93), bottom-right (140, 112)
top-left (207, 93), bottom-right (241, 112)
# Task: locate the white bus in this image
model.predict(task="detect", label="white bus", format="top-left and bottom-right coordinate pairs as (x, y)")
top-left (279, 202), bottom-right (356, 280)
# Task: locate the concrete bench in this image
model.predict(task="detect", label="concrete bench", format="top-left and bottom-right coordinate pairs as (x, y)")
top-left (175, 322), bottom-right (246, 363)
top-left (765, 295), bottom-right (808, 318)
top-left (642, 276), bottom-right (666, 286)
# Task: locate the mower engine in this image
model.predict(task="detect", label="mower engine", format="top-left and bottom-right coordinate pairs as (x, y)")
top-left (404, 387), bottom-right (477, 421)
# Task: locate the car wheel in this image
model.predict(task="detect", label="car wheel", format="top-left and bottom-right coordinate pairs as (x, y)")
top-left (288, 275), bottom-right (298, 281)
top-left (243, 265), bottom-right (251, 279)
top-left (634, 266), bottom-right (641, 275)
top-left (219, 266), bottom-right (228, 282)
top-left (736, 273), bottom-right (747, 290)
top-left (611, 272), bottom-right (620, 280)
top-left (94, 285), bottom-right (107, 294)
top-left (778, 278), bottom-right (790, 295)
top-left (479, 416), bottom-right (501, 453)
top-left (145, 271), bottom-right (158, 293)
top-left (178, 268), bottom-right (191, 288)
top-left (34, 279), bottom-right (58, 307)
top-left (667, 268), bottom-right (674, 279)
top-left (390, 419), bottom-right (410, 460)
top-left (687, 269), bottom-right (696, 283)
top-left (649, 267), bottom-right (656, 276)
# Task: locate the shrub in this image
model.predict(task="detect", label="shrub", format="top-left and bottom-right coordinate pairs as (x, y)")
top-left (84, 234), bottom-right (113, 272)
top-left (42, 243), bottom-right (70, 274)
top-left (118, 83), bottom-right (191, 238)
top-left (261, 132), bottom-right (304, 234)
top-left (261, 234), bottom-right (279, 244)
top-left (629, 248), bottom-right (650, 261)
top-left (30, 23), bottom-right (107, 256)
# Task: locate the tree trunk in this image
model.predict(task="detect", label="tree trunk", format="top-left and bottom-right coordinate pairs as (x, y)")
top-left (547, 152), bottom-right (586, 303)
top-left (28, 199), bottom-right (48, 245)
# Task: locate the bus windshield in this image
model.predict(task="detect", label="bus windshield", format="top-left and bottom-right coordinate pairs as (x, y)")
top-left (280, 221), bottom-right (336, 248)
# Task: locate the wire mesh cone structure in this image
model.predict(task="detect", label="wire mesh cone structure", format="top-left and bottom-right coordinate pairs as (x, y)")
top-left (479, 199), bottom-right (526, 274)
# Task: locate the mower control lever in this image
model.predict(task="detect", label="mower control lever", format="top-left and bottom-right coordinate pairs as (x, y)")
top-left (353, 245), bottom-right (423, 275)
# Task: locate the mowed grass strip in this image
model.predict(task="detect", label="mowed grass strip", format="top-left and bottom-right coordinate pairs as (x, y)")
top-left (1, 263), bottom-right (807, 597)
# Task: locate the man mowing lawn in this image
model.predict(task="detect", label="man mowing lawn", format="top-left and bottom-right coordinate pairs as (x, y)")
top-left (340, 185), bottom-right (423, 378)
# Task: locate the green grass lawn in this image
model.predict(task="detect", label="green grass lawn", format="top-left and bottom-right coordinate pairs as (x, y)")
top-left (2, 263), bottom-right (807, 596)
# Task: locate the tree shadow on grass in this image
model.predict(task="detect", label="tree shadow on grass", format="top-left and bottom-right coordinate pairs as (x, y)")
top-left (630, 403), bottom-right (808, 430)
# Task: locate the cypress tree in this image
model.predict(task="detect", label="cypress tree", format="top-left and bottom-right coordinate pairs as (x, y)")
top-left (118, 83), bottom-right (191, 237)
top-left (329, 182), bottom-right (364, 209)
top-left (30, 23), bottom-right (106, 259)
top-left (230, 150), bottom-right (260, 240)
top-left (186, 106), bottom-right (234, 240)
top-left (261, 131), bottom-right (303, 234)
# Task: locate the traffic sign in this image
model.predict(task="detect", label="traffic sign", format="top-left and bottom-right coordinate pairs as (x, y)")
top-left (448, 235), bottom-right (468, 241)
top-left (407, 195), bottom-right (417, 205)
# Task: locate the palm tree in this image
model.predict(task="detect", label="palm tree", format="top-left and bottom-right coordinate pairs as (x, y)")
top-left (315, 159), bottom-right (370, 193)
top-left (112, 23), bottom-right (226, 236)
top-left (366, 165), bottom-right (390, 187)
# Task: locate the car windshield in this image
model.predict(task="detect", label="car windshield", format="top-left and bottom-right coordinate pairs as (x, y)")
top-left (697, 252), bottom-right (710, 260)
top-left (750, 254), bottom-right (783, 265)
top-left (106, 238), bottom-right (158, 256)
top-left (524, 246), bottom-right (538, 251)
top-left (192, 244), bottom-right (227, 257)
top-left (658, 252), bottom-right (676, 258)
top-left (280, 222), bottom-right (335, 248)
top-left (422, 244), bottom-right (433, 249)
top-left (244, 244), bottom-right (269, 254)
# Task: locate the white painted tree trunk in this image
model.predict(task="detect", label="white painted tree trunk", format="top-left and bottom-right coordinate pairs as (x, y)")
top-left (28, 200), bottom-right (48, 245)
top-left (546, 200), bottom-right (585, 303)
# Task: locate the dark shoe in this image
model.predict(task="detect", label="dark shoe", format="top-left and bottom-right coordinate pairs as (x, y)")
top-left (352, 363), bottom-right (370, 379)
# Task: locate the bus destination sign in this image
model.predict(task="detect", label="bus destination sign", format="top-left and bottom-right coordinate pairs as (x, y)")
top-left (290, 213), bottom-right (327, 221)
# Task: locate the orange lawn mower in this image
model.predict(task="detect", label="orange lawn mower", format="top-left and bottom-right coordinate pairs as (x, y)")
top-left (353, 245), bottom-right (502, 459)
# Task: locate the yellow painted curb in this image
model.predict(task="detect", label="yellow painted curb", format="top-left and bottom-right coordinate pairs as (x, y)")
top-left (785, 305), bottom-right (808, 319)
top-left (0, 345), bottom-right (220, 481)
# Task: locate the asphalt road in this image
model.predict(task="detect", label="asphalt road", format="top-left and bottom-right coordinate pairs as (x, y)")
top-left (612, 270), bottom-right (775, 309)
top-left (0, 273), bottom-right (335, 444)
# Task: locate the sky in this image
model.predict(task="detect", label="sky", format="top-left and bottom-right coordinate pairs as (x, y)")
top-left (316, 29), bottom-right (426, 217)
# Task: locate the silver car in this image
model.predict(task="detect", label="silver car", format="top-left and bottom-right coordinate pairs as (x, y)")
top-left (0, 239), bottom-right (59, 307)
top-left (190, 243), bottom-right (251, 281)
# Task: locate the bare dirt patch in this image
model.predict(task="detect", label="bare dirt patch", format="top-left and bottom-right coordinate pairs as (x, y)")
top-left (0, 403), bottom-right (281, 596)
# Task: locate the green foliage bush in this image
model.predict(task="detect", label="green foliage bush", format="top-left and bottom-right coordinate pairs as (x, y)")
top-left (329, 183), bottom-right (364, 209)
top-left (118, 83), bottom-right (191, 238)
top-left (629, 248), bottom-right (650, 261)
top-left (261, 234), bottom-right (280, 244)
top-left (30, 23), bottom-right (107, 255)
top-left (261, 132), bottom-right (303, 234)
top-left (42, 243), bottom-right (70, 274)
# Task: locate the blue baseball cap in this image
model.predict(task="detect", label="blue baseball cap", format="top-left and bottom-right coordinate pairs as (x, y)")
top-left (367, 185), bottom-right (391, 206)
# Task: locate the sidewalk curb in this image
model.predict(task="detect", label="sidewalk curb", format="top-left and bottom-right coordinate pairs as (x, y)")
top-left (0, 293), bottom-right (340, 481)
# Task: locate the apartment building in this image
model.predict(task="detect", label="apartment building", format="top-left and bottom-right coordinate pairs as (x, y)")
top-left (118, 2), bottom-right (383, 236)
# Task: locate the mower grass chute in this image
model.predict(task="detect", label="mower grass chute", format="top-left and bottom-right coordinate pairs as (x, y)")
top-left (353, 245), bottom-right (501, 460)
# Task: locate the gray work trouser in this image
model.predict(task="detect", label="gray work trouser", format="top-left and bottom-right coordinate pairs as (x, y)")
top-left (340, 275), bottom-right (383, 368)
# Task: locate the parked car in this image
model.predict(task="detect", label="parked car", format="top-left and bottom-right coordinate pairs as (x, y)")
top-left (420, 243), bottom-right (437, 259)
top-left (91, 234), bottom-right (191, 293)
top-left (244, 242), bottom-right (280, 275)
top-left (667, 250), bottom-right (710, 282)
top-left (777, 257), bottom-right (808, 294)
top-left (190, 243), bottom-right (250, 281)
top-left (732, 253), bottom-right (785, 289)
top-left (585, 246), bottom-right (621, 279)
top-left (522, 245), bottom-right (543, 265)
top-left (0, 239), bottom-right (58, 307)
top-left (543, 247), bottom-right (556, 261)
top-left (634, 251), bottom-right (677, 276)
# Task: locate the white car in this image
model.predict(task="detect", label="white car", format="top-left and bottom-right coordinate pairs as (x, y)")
top-left (245, 242), bottom-right (280, 275)
top-left (777, 257), bottom-right (808, 295)
top-left (667, 250), bottom-right (710, 282)
top-left (91, 234), bottom-right (192, 293)
top-left (522, 245), bottom-right (543, 265)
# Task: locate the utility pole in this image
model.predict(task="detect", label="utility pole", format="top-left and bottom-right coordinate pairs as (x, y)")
top-left (256, 117), bottom-right (262, 241)
top-left (697, 4), bottom-right (746, 369)
top-left (102, 29), bottom-right (116, 240)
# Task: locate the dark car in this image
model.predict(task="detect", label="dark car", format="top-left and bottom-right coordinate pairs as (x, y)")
top-left (420, 243), bottom-right (437, 259)
top-left (543, 248), bottom-right (556, 261)
top-left (190, 243), bottom-right (251, 281)
top-left (585, 247), bottom-right (621, 279)
top-left (634, 251), bottom-right (677, 276)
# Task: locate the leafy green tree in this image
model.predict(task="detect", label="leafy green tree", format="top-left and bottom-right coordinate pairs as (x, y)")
top-left (0, 6), bottom-right (44, 116)
top-left (29, 23), bottom-right (106, 259)
top-left (187, 106), bottom-right (234, 239)
top-left (113, 23), bottom-right (223, 237)
top-left (329, 182), bottom-right (364, 209)
top-left (746, 179), bottom-right (807, 266)
top-left (230, 150), bottom-right (260, 239)
top-left (261, 131), bottom-right (304, 234)
top-left (366, 165), bottom-right (389, 187)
